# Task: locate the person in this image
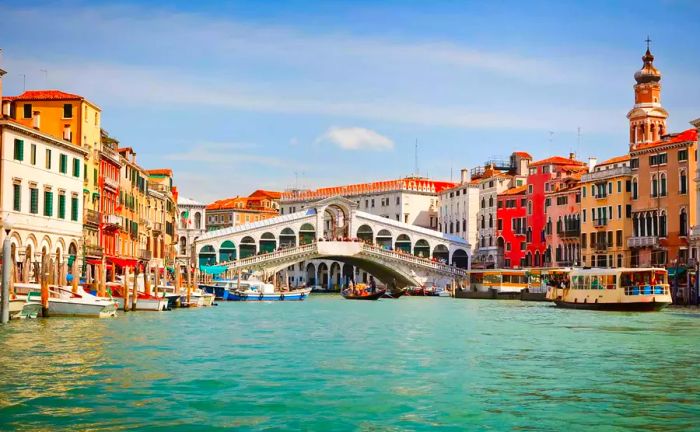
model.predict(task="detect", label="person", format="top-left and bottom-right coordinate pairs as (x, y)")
top-left (348, 279), bottom-right (355, 295)
top-left (369, 276), bottom-right (377, 293)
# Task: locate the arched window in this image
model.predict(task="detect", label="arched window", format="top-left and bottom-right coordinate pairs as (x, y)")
top-left (481, 216), bottom-right (485, 229)
top-left (659, 211), bottom-right (667, 237)
top-left (680, 208), bottom-right (688, 236)
top-left (194, 212), bottom-right (202, 229)
top-left (480, 236), bottom-right (485, 247)
top-left (179, 236), bottom-right (187, 255)
top-left (660, 173), bottom-right (667, 196)
top-left (680, 170), bottom-right (688, 194)
top-left (481, 198), bottom-right (485, 209)
top-left (651, 174), bottom-right (658, 197)
top-left (488, 214), bottom-right (493, 228)
top-left (489, 235), bottom-right (493, 247)
top-left (488, 196), bottom-right (493, 207)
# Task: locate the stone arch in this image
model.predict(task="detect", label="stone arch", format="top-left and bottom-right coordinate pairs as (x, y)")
top-left (451, 248), bottom-right (469, 269)
top-left (317, 262), bottom-right (329, 289)
top-left (323, 204), bottom-right (350, 238)
top-left (9, 232), bottom-right (22, 262)
top-left (25, 234), bottom-right (37, 262)
top-left (194, 212), bottom-right (202, 229)
top-left (394, 234), bottom-right (411, 253)
top-left (198, 245), bottom-right (216, 267)
top-left (68, 241), bottom-right (78, 260)
top-left (55, 238), bottom-right (66, 263)
top-left (432, 244), bottom-right (449, 262)
top-left (240, 236), bottom-right (257, 258)
top-left (279, 228), bottom-right (296, 248)
top-left (305, 262), bottom-right (316, 286)
top-left (180, 236), bottom-right (187, 255)
top-left (356, 224), bottom-right (373, 243)
top-left (414, 239), bottom-right (430, 258)
top-left (299, 223), bottom-right (316, 245)
top-left (376, 229), bottom-right (392, 249)
top-left (260, 232), bottom-right (277, 253)
top-left (342, 263), bottom-right (354, 284)
top-left (40, 235), bottom-right (52, 258)
top-left (330, 262), bottom-right (342, 290)
top-left (219, 240), bottom-right (236, 262)
top-left (180, 211), bottom-right (188, 229)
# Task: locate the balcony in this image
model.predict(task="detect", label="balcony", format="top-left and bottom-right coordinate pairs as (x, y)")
top-left (101, 176), bottom-right (119, 191)
top-left (627, 236), bottom-right (659, 248)
top-left (593, 218), bottom-right (608, 227)
top-left (152, 222), bottom-right (162, 233)
top-left (85, 209), bottom-right (100, 227)
top-left (594, 241), bottom-right (609, 252)
top-left (139, 249), bottom-right (152, 260)
top-left (558, 228), bottom-right (581, 238)
top-left (85, 244), bottom-right (104, 258)
top-left (581, 166), bottom-right (632, 183)
top-left (103, 214), bottom-right (122, 230)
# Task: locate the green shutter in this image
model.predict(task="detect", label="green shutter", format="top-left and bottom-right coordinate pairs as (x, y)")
top-left (84, 163), bottom-right (87, 180)
top-left (44, 191), bottom-right (53, 216)
top-left (73, 159), bottom-right (80, 177)
top-left (94, 168), bottom-right (98, 185)
top-left (13, 184), bottom-right (21, 211)
top-left (60, 154), bottom-right (67, 174)
top-left (14, 139), bottom-right (24, 161)
top-left (58, 194), bottom-right (66, 219)
top-left (30, 188), bottom-right (39, 214)
top-left (71, 197), bottom-right (79, 221)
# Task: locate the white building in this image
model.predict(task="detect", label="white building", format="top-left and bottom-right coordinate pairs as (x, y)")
top-left (0, 114), bottom-right (87, 272)
top-left (438, 169), bottom-right (479, 252)
top-left (177, 196), bottom-right (206, 265)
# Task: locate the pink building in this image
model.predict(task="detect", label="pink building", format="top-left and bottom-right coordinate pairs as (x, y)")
top-left (544, 170), bottom-right (586, 267)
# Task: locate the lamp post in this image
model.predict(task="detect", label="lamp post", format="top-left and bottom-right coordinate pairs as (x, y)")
top-left (1, 215), bottom-right (14, 324)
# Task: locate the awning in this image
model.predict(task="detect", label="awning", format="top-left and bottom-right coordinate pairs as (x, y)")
top-left (86, 259), bottom-right (114, 268)
top-left (107, 256), bottom-right (138, 267)
top-left (83, 188), bottom-right (90, 194)
top-left (200, 264), bottom-right (228, 275)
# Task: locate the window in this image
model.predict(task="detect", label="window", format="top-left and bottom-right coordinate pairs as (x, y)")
top-left (659, 212), bottom-right (667, 236)
top-left (617, 181), bottom-right (621, 193)
top-left (45, 149), bottom-right (52, 169)
top-left (660, 174), bottom-right (667, 196)
top-left (58, 194), bottom-right (66, 219)
top-left (371, 199), bottom-right (375, 208)
top-left (528, 185), bottom-right (533, 194)
top-left (30, 144), bottom-right (37, 165)
top-left (59, 154), bottom-right (68, 174)
top-left (63, 104), bottom-right (73, 118)
top-left (43, 190), bottom-right (53, 216)
top-left (13, 139), bottom-right (24, 161)
top-left (680, 170), bottom-right (688, 194)
top-left (649, 153), bottom-right (667, 166)
top-left (617, 205), bottom-right (622, 219)
top-left (582, 187), bottom-right (586, 198)
top-left (581, 233), bottom-right (587, 249)
top-left (23, 104), bottom-right (32, 119)
top-left (13, 183), bottom-right (21, 211)
top-left (678, 149), bottom-right (688, 162)
top-left (626, 204), bottom-right (632, 218)
top-left (30, 187), bottom-right (39, 214)
top-left (630, 158), bottom-right (639, 169)
top-left (72, 158), bottom-right (81, 177)
top-left (632, 178), bottom-right (638, 199)
top-left (625, 180), bottom-right (631, 193)
top-left (582, 209), bottom-right (586, 223)
top-left (651, 175), bottom-right (658, 197)
top-left (608, 182), bottom-right (612, 194)
top-left (94, 168), bottom-right (98, 185)
top-left (71, 196), bottom-right (79, 221)
top-left (680, 209), bottom-right (688, 236)
top-left (607, 231), bottom-right (613, 247)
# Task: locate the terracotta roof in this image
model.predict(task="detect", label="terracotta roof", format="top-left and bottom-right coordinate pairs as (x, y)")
top-left (598, 154), bottom-right (630, 166)
top-left (500, 185), bottom-right (527, 196)
top-left (9, 90), bottom-right (83, 101)
top-left (633, 128), bottom-right (698, 151)
top-left (207, 196), bottom-right (278, 213)
top-left (148, 169), bottom-right (173, 176)
top-left (514, 151), bottom-right (532, 159)
top-left (530, 155), bottom-right (587, 167)
top-left (281, 177), bottom-right (456, 201)
top-left (249, 189), bottom-right (282, 199)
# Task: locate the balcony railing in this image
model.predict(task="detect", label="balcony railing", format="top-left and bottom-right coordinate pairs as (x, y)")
top-left (152, 222), bottom-right (162, 233)
top-left (558, 228), bottom-right (581, 238)
top-left (581, 166), bottom-right (632, 183)
top-left (594, 241), bottom-right (609, 252)
top-left (627, 236), bottom-right (659, 248)
top-left (85, 244), bottom-right (104, 257)
top-left (103, 214), bottom-right (121, 228)
top-left (139, 249), bottom-right (152, 260)
top-left (102, 176), bottom-right (119, 191)
top-left (85, 209), bottom-right (100, 226)
top-left (593, 218), bottom-right (608, 227)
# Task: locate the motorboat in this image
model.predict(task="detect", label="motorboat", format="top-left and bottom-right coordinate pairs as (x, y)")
top-left (6, 296), bottom-right (42, 319)
top-left (13, 283), bottom-right (118, 318)
top-left (227, 276), bottom-right (311, 301)
top-left (104, 282), bottom-right (169, 311)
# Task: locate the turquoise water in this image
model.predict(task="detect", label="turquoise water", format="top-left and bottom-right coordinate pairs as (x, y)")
top-left (1, 297), bottom-right (699, 431)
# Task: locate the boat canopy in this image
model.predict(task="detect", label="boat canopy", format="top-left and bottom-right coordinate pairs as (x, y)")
top-left (200, 264), bottom-right (228, 275)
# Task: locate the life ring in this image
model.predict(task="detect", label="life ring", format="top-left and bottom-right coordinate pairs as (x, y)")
top-left (259, 293), bottom-right (264, 300)
top-left (280, 293), bottom-right (285, 301)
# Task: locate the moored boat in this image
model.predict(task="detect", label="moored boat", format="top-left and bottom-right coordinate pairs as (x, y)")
top-left (105, 282), bottom-right (169, 311)
top-left (382, 289), bottom-right (406, 299)
top-left (546, 267), bottom-right (672, 311)
top-left (227, 276), bottom-right (311, 301)
top-left (14, 283), bottom-right (118, 318)
top-left (8, 296), bottom-right (42, 319)
top-left (342, 289), bottom-right (386, 300)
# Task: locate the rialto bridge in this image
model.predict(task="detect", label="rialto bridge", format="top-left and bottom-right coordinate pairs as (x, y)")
top-left (194, 197), bottom-right (471, 289)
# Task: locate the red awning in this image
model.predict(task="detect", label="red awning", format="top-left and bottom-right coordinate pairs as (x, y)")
top-left (86, 259), bottom-right (113, 268)
top-left (107, 257), bottom-right (139, 267)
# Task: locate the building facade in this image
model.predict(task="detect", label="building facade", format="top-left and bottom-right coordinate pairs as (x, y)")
top-left (495, 185), bottom-right (527, 268)
top-left (207, 190), bottom-right (280, 232)
top-left (580, 155), bottom-right (633, 268)
top-left (544, 171), bottom-right (583, 267)
top-left (147, 169), bottom-right (179, 269)
top-left (98, 130), bottom-right (121, 262)
top-left (438, 169), bottom-right (479, 251)
top-left (177, 196), bottom-right (207, 266)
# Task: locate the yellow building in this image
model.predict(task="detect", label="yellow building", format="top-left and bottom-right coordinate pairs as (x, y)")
top-left (147, 169), bottom-right (178, 269)
top-left (580, 155), bottom-right (633, 268)
top-left (2, 90), bottom-right (103, 262)
top-left (116, 147), bottom-right (149, 265)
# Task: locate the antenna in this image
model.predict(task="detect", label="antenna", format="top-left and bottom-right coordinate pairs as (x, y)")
top-left (414, 139), bottom-right (419, 177)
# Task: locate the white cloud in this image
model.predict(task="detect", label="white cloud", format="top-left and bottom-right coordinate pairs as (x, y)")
top-left (316, 127), bottom-right (394, 151)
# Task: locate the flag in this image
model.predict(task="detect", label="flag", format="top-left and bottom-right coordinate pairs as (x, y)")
top-left (181, 209), bottom-right (190, 225)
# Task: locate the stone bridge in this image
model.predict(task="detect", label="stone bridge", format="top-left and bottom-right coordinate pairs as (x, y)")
top-left (194, 196), bottom-right (470, 288)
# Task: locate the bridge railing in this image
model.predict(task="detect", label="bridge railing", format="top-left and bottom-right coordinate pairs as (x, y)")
top-left (361, 243), bottom-right (467, 276)
top-left (219, 243), bottom-right (318, 270)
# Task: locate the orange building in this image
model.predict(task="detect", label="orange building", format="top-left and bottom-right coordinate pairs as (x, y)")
top-left (207, 191), bottom-right (280, 231)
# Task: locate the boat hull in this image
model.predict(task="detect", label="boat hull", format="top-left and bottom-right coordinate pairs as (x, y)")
top-left (382, 290), bottom-right (406, 299)
top-left (48, 298), bottom-right (118, 318)
top-left (200, 284), bottom-right (227, 300)
top-left (343, 290), bottom-right (386, 300)
top-left (228, 289), bottom-right (310, 301)
top-left (112, 297), bottom-right (169, 311)
top-left (9, 299), bottom-right (42, 319)
top-left (553, 300), bottom-right (671, 312)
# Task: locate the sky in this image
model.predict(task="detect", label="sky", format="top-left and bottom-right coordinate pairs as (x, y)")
top-left (1, 0), bottom-right (699, 202)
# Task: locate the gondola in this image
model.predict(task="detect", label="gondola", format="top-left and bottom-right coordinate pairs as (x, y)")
top-left (342, 289), bottom-right (386, 300)
top-left (382, 289), bottom-right (406, 299)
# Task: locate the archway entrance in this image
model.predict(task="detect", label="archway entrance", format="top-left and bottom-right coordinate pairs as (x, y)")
top-left (219, 240), bottom-right (236, 262)
top-left (317, 262), bottom-right (329, 289)
top-left (432, 244), bottom-right (449, 263)
top-left (330, 262), bottom-right (342, 290)
top-left (305, 262), bottom-right (316, 286)
top-left (299, 223), bottom-right (316, 245)
top-left (323, 205), bottom-right (349, 239)
top-left (199, 245), bottom-right (216, 266)
top-left (414, 239), bottom-right (430, 258)
top-left (240, 236), bottom-right (256, 258)
top-left (260, 232), bottom-right (277, 253)
top-left (279, 228), bottom-right (296, 248)
top-left (376, 230), bottom-right (392, 249)
top-left (452, 249), bottom-right (469, 269)
top-left (395, 234), bottom-right (411, 253)
top-left (342, 263), bottom-right (354, 285)
top-left (356, 224), bottom-right (373, 243)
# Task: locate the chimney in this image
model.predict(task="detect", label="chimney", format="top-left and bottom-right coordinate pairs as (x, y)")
top-left (63, 124), bottom-right (71, 141)
top-left (460, 168), bottom-right (470, 184)
top-left (569, 152), bottom-right (576, 160)
top-left (588, 157), bottom-right (597, 173)
top-left (32, 111), bottom-right (40, 129)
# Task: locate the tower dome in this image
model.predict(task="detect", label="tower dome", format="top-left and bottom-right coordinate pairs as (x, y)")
top-left (634, 48), bottom-right (661, 84)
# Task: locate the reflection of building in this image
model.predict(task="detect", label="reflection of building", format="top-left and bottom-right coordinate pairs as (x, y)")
top-left (627, 46), bottom-right (697, 267)
top-left (495, 185), bottom-right (527, 268)
top-left (207, 190), bottom-right (280, 231)
top-left (177, 196), bottom-right (206, 265)
top-left (580, 155), bottom-right (633, 268)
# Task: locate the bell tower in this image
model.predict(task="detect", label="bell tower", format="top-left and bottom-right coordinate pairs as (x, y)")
top-left (627, 37), bottom-right (668, 150)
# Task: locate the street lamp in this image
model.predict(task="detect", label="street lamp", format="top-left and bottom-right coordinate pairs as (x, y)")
top-left (1, 215), bottom-right (14, 324)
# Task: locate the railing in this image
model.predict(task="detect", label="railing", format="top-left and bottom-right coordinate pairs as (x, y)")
top-left (558, 228), bottom-right (581, 238)
top-left (593, 218), bottom-right (607, 227)
top-left (627, 236), bottom-right (659, 248)
top-left (581, 166), bottom-right (632, 183)
top-left (624, 285), bottom-right (668, 296)
top-left (139, 249), bottom-right (152, 260)
top-left (85, 209), bottom-right (100, 226)
top-left (103, 214), bottom-right (121, 228)
top-left (152, 222), bottom-right (163, 233)
top-left (221, 243), bottom-right (318, 269)
top-left (85, 244), bottom-right (103, 257)
top-left (102, 176), bottom-right (119, 191)
top-left (361, 243), bottom-right (468, 276)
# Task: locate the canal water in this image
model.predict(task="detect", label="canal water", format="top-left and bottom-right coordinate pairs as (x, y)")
top-left (0, 297), bottom-right (699, 431)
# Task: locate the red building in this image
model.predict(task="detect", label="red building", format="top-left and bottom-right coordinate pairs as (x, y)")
top-left (525, 154), bottom-right (587, 267)
top-left (99, 130), bottom-right (122, 258)
top-left (496, 185), bottom-right (527, 268)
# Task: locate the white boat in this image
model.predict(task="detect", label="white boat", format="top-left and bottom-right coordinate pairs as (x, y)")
top-left (7, 297), bottom-right (42, 319)
top-left (14, 283), bottom-right (118, 318)
top-left (104, 281), bottom-right (169, 311)
top-left (228, 276), bottom-right (311, 301)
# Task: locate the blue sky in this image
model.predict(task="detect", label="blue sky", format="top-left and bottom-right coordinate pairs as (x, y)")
top-left (1, 0), bottom-right (699, 202)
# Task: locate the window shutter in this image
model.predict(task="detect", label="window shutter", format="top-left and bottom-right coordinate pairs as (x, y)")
top-left (59, 195), bottom-right (66, 219)
top-left (13, 184), bottom-right (21, 211)
top-left (14, 139), bottom-right (24, 161)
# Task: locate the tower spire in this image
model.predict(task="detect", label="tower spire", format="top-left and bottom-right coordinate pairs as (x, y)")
top-left (627, 39), bottom-right (668, 149)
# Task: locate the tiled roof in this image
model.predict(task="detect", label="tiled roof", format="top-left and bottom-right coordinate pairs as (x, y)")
top-left (8, 90), bottom-right (83, 101)
top-left (514, 151), bottom-right (533, 159)
top-left (281, 177), bottom-right (456, 201)
top-left (148, 169), bottom-right (173, 176)
top-left (633, 128), bottom-right (698, 151)
top-left (249, 189), bottom-right (282, 199)
top-left (206, 196), bottom-right (278, 213)
top-left (499, 185), bottom-right (527, 196)
top-left (598, 154), bottom-right (630, 166)
top-left (530, 155), bottom-right (587, 167)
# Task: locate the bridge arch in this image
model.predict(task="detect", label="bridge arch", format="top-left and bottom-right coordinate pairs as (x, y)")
top-left (260, 232), bottom-right (277, 253)
top-left (299, 223), bottom-right (316, 245)
top-left (305, 262), bottom-right (316, 286)
top-left (240, 236), bottom-right (257, 258)
top-left (356, 224), bottom-right (373, 243)
top-left (279, 228), bottom-right (296, 248)
top-left (376, 229), bottom-right (392, 249)
top-left (330, 262), bottom-right (342, 290)
top-left (395, 234), bottom-right (411, 253)
top-left (432, 244), bottom-right (449, 262)
top-left (219, 240), bottom-right (236, 262)
top-left (317, 262), bottom-right (329, 289)
top-left (451, 248), bottom-right (469, 269)
top-left (414, 239), bottom-right (430, 258)
top-left (199, 245), bottom-right (216, 266)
